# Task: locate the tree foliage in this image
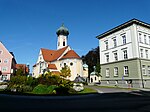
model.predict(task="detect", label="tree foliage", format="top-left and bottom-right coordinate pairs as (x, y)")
top-left (15, 67), bottom-right (24, 76)
top-left (81, 46), bottom-right (100, 77)
top-left (60, 66), bottom-right (71, 78)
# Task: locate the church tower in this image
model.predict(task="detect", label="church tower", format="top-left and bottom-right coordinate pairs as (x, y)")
top-left (56, 24), bottom-right (69, 50)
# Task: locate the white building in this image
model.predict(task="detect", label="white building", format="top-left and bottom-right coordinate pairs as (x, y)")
top-left (97, 19), bottom-right (150, 88)
top-left (33, 24), bottom-right (88, 81)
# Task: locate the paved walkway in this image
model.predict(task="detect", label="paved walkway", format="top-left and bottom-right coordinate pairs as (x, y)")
top-left (86, 85), bottom-right (150, 96)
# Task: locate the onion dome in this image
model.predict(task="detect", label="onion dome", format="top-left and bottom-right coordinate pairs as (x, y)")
top-left (56, 24), bottom-right (69, 36)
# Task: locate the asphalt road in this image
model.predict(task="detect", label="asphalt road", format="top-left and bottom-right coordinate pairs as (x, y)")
top-left (0, 89), bottom-right (150, 112)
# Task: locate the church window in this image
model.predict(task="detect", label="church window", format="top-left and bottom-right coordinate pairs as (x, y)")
top-left (64, 63), bottom-right (66, 66)
top-left (58, 42), bottom-right (60, 46)
top-left (70, 62), bottom-right (73, 66)
top-left (63, 41), bottom-right (65, 46)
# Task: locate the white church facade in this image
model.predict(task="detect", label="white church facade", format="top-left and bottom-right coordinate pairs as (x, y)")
top-left (32, 24), bottom-right (88, 81)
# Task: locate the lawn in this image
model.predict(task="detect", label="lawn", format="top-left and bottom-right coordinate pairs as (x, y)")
top-left (78, 87), bottom-right (97, 94)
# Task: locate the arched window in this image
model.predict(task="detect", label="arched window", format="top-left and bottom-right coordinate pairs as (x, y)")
top-left (63, 41), bottom-right (65, 46)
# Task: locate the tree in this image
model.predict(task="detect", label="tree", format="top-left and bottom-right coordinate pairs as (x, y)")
top-left (60, 66), bottom-right (71, 78)
top-left (95, 62), bottom-right (101, 76)
top-left (82, 46), bottom-right (100, 77)
top-left (16, 68), bottom-right (24, 76)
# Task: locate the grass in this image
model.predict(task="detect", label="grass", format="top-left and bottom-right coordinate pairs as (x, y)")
top-left (78, 87), bottom-right (97, 94)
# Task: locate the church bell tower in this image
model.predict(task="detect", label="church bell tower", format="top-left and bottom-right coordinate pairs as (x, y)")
top-left (56, 24), bottom-right (69, 50)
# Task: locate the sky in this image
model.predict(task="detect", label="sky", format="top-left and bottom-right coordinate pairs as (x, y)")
top-left (0, 0), bottom-right (150, 72)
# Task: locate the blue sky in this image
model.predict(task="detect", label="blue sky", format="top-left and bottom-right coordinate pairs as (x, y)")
top-left (0, 0), bottom-right (150, 72)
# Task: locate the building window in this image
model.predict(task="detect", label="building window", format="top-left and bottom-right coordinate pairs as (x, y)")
top-left (139, 33), bottom-right (142, 43)
top-left (70, 62), bottom-right (73, 66)
top-left (148, 66), bottom-right (150, 75)
top-left (114, 52), bottom-right (118, 61)
top-left (145, 50), bottom-right (148, 59)
top-left (105, 40), bottom-right (108, 50)
top-left (106, 68), bottom-right (110, 77)
top-left (64, 63), bottom-right (66, 66)
top-left (122, 35), bottom-right (126, 44)
top-left (114, 67), bottom-right (118, 77)
top-left (106, 54), bottom-right (109, 62)
top-left (123, 50), bottom-right (128, 59)
top-left (58, 42), bottom-right (60, 46)
top-left (142, 65), bottom-right (146, 75)
top-left (140, 49), bottom-right (143, 58)
top-left (0, 59), bottom-right (2, 63)
top-left (0, 50), bottom-right (3, 55)
top-left (63, 41), bottom-right (65, 46)
top-left (124, 66), bottom-right (129, 76)
top-left (1, 75), bottom-right (7, 80)
top-left (95, 77), bottom-right (97, 81)
top-left (115, 80), bottom-right (118, 84)
top-left (4, 59), bottom-right (9, 63)
top-left (144, 35), bottom-right (147, 44)
top-left (113, 38), bottom-right (117, 47)
top-left (149, 36), bottom-right (150, 45)
top-left (2, 67), bottom-right (8, 72)
top-left (107, 80), bottom-right (109, 84)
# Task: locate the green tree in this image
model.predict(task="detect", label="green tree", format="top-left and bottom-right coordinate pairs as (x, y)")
top-left (16, 68), bottom-right (24, 76)
top-left (95, 62), bottom-right (101, 76)
top-left (60, 66), bottom-right (71, 78)
top-left (81, 46), bottom-right (100, 77)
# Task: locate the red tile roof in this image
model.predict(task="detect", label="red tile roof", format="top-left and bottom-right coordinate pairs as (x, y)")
top-left (41, 46), bottom-right (68, 62)
top-left (41, 48), bottom-right (55, 62)
top-left (15, 64), bottom-right (29, 73)
top-left (60, 50), bottom-right (80, 60)
top-left (48, 64), bottom-right (57, 70)
top-left (16, 64), bottom-right (26, 69)
top-left (41, 46), bottom-right (80, 62)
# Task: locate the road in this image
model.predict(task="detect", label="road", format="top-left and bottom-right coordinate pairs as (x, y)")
top-left (0, 87), bottom-right (150, 112)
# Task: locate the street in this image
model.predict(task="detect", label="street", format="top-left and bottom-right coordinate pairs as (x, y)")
top-left (0, 87), bottom-right (150, 112)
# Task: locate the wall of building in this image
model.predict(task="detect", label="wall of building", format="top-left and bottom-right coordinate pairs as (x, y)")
top-left (32, 50), bottom-right (47, 78)
top-left (0, 42), bottom-right (13, 81)
top-left (99, 23), bottom-right (150, 88)
top-left (100, 26), bottom-right (133, 64)
top-left (56, 58), bottom-right (83, 81)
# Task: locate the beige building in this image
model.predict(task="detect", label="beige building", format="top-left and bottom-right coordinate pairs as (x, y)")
top-left (32, 24), bottom-right (88, 81)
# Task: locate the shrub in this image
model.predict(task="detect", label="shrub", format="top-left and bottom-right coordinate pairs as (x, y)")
top-left (10, 76), bottom-right (27, 85)
top-left (21, 85), bottom-right (33, 92)
top-left (47, 85), bottom-right (58, 94)
top-left (68, 88), bottom-right (77, 94)
top-left (32, 84), bottom-right (48, 94)
top-left (55, 86), bottom-right (69, 95)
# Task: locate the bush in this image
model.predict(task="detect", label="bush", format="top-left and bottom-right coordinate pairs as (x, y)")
top-left (55, 86), bottom-right (69, 95)
top-left (6, 84), bottom-right (33, 92)
top-left (47, 85), bottom-right (58, 94)
top-left (32, 84), bottom-right (48, 94)
top-left (10, 76), bottom-right (26, 85)
top-left (68, 88), bottom-right (77, 94)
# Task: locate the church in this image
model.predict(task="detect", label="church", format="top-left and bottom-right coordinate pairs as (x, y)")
top-left (32, 24), bottom-right (88, 81)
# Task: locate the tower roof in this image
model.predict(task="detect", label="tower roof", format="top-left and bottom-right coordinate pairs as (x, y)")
top-left (56, 24), bottom-right (69, 36)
